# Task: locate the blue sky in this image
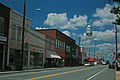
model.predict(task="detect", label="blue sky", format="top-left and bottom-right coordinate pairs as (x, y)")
top-left (0, 0), bottom-right (120, 60)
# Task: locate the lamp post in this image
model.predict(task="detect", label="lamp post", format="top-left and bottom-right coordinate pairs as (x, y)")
top-left (21, 0), bottom-right (26, 71)
top-left (20, 0), bottom-right (41, 70)
top-left (86, 25), bottom-right (93, 57)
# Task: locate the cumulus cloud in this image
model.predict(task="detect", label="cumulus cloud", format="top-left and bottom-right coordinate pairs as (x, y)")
top-left (96, 43), bottom-right (113, 50)
top-left (70, 15), bottom-right (88, 27)
top-left (72, 33), bottom-right (77, 37)
top-left (92, 4), bottom-right (116, 26)
top-left (79, 30), bottom-right (115, 42)
top-left (35, 26), bottom-right (48, 30)
top-left (44, 13), bottom-right (68, 27)
top-left (92, 30), bottom-right (115, 41)
top-left (62, 31), bottom-right (71, 37)
top-left (44, 13), bottom-right (88, 30)
top-left (60, 22), bottom-right (78, 30)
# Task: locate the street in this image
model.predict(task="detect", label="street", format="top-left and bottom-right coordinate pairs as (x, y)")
top-left (0, 65), bottom-right (115, 80)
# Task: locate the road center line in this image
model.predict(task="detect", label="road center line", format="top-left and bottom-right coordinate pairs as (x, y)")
top-left (86, 68), bottom-right (107, 80)
top-left (25, 66), bottom-right (103, 80)
top-left (0, 67), bottom-right (85, 79)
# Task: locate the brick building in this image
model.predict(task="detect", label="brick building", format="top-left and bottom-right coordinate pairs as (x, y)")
top-left (36, 29), bottom-right (77, 66)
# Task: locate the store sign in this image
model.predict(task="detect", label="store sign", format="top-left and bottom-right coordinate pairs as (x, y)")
top-left (0, 36), bottom-right (7, 42)
top-left (33, 48), bottom-right (36, 52)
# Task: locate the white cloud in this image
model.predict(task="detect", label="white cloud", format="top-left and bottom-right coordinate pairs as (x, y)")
top-left (69, 15), bottom-right (88, 27)
top-left (60, 22), bottom-right (78, 30)
top-left (44, 13), bottom-right (68, 27)
top-left (44, 13), bottom-right (88, 30)
top-left (92, 4), bottom-right (116, 26)
top-left (92, 30), bottom-right (115, 41)
top-left (79, 30), bottom-right (115, 42)
top-left (62, 31), bottom-right (71, 37)
top-left (35, 26), bottom-right (48, 30)
top-left (72, 33), bottom-right (77, 37)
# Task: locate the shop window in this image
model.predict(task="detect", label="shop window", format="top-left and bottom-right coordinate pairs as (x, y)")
top-left (30, 53), bottom-right (34, 66)
top-left (11, 24), bottom-right (16, 40)
top-left (0, 16), bottom-right (5, 35)
top-left (56, 39), bottom-right (58, 48)
top-left (34, 53), bottom-right (43, 66)
top-left (9, 48), bottom-right (15, 65)
top-left (17, 27), bottom-right (22, 41)
top-left (23, 52), bottom-right (28, 67)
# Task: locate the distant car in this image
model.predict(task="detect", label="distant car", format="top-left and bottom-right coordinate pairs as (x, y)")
top-left (84, 62), bottom-right (90, 66)
top-left (108, 62), bottom-right (115, 69)
top-left (89, 62), bottom-right (94, 66)
top-left (94, 62), bottom-right (97, 65)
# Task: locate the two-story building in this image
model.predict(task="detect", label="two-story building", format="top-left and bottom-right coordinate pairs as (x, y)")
top-left (0, 3), bottom-right (10, 71)
top-left (36, 29), bottom-right (77, 66)
top-left (8, 9), bottom-right (45, 70)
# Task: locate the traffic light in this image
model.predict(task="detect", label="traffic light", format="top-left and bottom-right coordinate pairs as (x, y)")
top-left (96, 53), bottom-right (98, 56)
top-left (102, 54), bottom-right (103, 57)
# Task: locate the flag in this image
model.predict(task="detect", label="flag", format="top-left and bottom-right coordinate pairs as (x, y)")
top-left (24, 37), bottom-right (28, 43)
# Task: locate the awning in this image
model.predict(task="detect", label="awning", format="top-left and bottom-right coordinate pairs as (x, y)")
top-left (86, 57), bottom-right (95, 61)
top-left (46, 51), bottom-right (61, 59)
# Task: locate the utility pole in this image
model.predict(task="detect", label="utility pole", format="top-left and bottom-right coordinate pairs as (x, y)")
top-left (79, 36), bottom-right (80, 47)
top-left (115, 24), bottom-right (118, 71)
top-left (21, 0), bottom-right (26, 71)
top-left (94, 49), bottom-right (96, 59)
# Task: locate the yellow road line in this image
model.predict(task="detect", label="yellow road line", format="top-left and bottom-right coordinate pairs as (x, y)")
top-left (25, 66), bottom-right (103, 80)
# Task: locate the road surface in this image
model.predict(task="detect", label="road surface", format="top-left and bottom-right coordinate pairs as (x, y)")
top-left (0, 65), bottom-right (115, 80)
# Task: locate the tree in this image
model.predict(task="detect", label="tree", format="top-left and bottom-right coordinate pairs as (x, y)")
top-left (110, 6), bottom-right (120, 25)
top-left (109, 0), bottom-right (120, 2)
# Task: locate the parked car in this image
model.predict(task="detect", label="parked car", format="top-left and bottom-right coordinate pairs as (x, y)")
top-left (108, 62), bottom-right (115, 69)
top-left (84, 62), bottom-right (90, 66)
top-left (89, 62), bottom-right (94, 66)
top-left (94, 62), bottom-right (97, 65)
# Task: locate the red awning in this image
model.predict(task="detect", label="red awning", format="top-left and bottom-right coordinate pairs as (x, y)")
top-left (86, 57), bottom-right (95, 61)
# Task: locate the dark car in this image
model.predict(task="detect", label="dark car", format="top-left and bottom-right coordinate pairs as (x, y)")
top-left (108, 62), bottom-right (115, 69)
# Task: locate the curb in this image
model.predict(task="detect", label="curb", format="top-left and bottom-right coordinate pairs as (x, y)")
top-left (116, 71), bottom-right (120, 80)
top-left (0, 67), bottom-right (70, 74)
top-left (0, 68), bottom-right (57, 74)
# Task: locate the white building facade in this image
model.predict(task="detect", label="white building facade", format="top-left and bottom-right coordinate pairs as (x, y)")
top-left (8, 9), bottom-right (45, 70)
top-left (80, 46), bottom-right (87, 64)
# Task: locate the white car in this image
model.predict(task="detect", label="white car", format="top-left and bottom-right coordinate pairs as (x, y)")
top-left (84, 62), bottom-right (90, 66)
top-left (94, 62), bottom-right (97, 65)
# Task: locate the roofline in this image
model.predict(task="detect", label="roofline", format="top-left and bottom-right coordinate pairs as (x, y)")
top-left (0, 2), bottom-right (11, 9)
top-left (36, 29), bottom-right (75, 41)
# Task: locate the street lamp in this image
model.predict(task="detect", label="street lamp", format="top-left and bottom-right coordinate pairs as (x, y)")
top-left (21, 0), bottom-right (26, 71)
top-left (86, 25), bottom-right (93, 57)
top-left (21, 0), bottom-right (41, 71)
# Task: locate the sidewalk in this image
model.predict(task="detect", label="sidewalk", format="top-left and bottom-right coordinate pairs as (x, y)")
top-left (116, 71), bottom-right (120, 80)
top-left (0, 67), bottom-right (71, 74)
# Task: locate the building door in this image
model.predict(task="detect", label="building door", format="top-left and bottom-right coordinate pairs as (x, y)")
top-left (15, 50), bottom-right (22, 70)
top-left (0, 44), bottom-right (3, 70)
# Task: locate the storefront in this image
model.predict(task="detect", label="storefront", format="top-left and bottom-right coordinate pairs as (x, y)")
top-left (0, 3), bottom-right (10, 71)
top-left (9, 48), bottom-right (28, 70)
top-left (28, 46), bottom-right (44, 69)
top-left (45, 50), bottom-right (61, 67)
top-left (0, 42), bottom-right (6, 71)
top-left (29, 52), bottom-right (43, 68)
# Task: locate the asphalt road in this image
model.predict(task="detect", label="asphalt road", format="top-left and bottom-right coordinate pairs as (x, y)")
top-left (0, 65), bottom-right (115, 80)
